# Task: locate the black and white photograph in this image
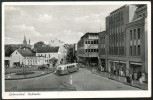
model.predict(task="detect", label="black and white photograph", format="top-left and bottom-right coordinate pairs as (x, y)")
top-left (2, 1), bottom-right (151, 99)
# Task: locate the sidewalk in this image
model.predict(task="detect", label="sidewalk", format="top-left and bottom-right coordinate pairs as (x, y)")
top-left (86, 67), bottom-right (148, 90)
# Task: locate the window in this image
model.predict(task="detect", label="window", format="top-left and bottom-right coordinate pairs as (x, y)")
top-left (49, 54), bottom-right (50, 58)
top-left (134, 29), bottom-right (136, 39)
top-left (85, 41), bottom-right (88, 44)
top-left (134, 46), bottom-right (136, 55)
top-left (130, 46), bottom-right (132, 56)
top-left (88, 49), bottom-right (90, 52)
top-left (16, 52), bottom-right (17, 54)
top-left (97, 49), bottom-right (98, 52)
top-left (91, 49), bottom-right (93, 52)
top-left (91, 41), bottom-right (93, 44)
top-left (138, 28), bottom-right (140, 39)
top-left (130, 30), bottom-right (132, 40)
top-left (88, 41), bottom-right (90, 44)
top-left (94, 49), bottom-right (96, 52)
top-left (138, 45), bottom-right (140, 55)
top-left (86, 49), bottom-right (88, 52)
top-left (94, 40), bottom-right (96, 44)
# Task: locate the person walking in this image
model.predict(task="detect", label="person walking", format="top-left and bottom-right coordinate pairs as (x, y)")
top-left (138, 71), bottom-right (143, 85)
top-left (131, 73), bottom-right (134, 86)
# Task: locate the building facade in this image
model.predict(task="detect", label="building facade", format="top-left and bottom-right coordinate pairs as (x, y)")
top-left (98, 4), bottom-right (148, 82)
top-left (36, 46), bottom-right (61, 65)
top-left (77, 32), bottom-right (99, 66)
top-left (126, 5), bottom-right (148, 82)
top-left (23, 57), bottom-right (44, 66)
top-left (98, 31), bottom-right (108, 71)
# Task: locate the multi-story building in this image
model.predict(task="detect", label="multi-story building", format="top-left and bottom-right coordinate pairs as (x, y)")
top-left (77, 32), bottom-right (99, 66)
top-left (98, 31), bottom-right (108, 71)
top-left (126, 5), bottom-right (148, 82)
top-left (98, 4), bottom-right (148, 82)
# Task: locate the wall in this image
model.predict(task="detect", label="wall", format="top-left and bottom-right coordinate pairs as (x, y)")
top-left (10, 50), bottom-right (24, 67)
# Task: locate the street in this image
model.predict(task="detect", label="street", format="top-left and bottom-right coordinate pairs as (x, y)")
top-left (5, 68), bottom-right (140, 91)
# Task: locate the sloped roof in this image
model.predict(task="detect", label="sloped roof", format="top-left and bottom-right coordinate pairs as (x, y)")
top-left (17, 49), bottom-right (34, 57)
top-left (36, 46), bottom-right (59, 53)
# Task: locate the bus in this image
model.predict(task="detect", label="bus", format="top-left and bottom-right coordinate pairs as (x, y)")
top-left (56, 63), bottom-right (79, 75)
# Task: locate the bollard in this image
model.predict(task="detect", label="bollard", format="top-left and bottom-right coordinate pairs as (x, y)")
top-left (118, 76), bottom-right (120, 81)
top-left (124, 77), bottom-right (126, 83)
top-left (70, 75), bottom-right (73, 85)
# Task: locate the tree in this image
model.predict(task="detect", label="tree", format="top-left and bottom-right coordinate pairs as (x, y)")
top-left (66, 46), bottom-right (74, 63)
top-left (49, 57), bottom-right (58, 67)
top-left (34, 41), bottom-right (45, 49)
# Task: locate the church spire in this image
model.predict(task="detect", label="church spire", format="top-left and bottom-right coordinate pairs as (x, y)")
top-left (24, 35), bottom-right (26, 41)
top-left (23, 35), bottom-right (27, 46)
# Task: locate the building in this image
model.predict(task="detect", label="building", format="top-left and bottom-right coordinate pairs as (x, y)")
top-left (49, 38), bottom-right (67, 61)
top-left (36, 46), bottom-right (61, 66)
top-left (98, 31), bottom-right (108, 71)
top-left (126, 5), bottom-right (148, 82)
top-left (77, 32), bottom-right (99, 66)
top-left (98, 4), bottom-right (148, 82)
top-left (10, 48), bottom-right (34, 67)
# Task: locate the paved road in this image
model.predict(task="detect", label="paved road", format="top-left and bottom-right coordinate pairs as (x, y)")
top-left (5, 68), bottom-right (140, 91)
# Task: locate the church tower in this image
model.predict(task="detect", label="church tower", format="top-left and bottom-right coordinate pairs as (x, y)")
top-left (23, 35), bottom-right (27, 46)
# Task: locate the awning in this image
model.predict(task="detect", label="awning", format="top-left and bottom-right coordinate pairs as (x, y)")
top-left (130, 62), bottom-right (142, 65)
top-left (114, 61), bottom-right (119, 63)
top-left (119, 61), bottom-right (126, 63)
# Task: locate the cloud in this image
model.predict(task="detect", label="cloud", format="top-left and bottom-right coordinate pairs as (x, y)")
top-left (4, 5), bottom-right (124, 45)
top-left (38, 13), bottom-right (52, 22)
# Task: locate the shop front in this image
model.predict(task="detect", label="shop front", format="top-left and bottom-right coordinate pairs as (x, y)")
top-left (107, 60), bottom-right (127, 76)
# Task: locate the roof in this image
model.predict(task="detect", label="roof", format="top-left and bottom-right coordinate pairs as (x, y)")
top-left (36, 46), bottom-right (59, 53)
top-left (17, 49), bottom-right (34, 57)
top-left (81, 32), bottom-right (99, 39)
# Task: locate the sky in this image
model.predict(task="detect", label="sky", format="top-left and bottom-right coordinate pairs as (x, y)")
top-left (4, 4), bottom-right (124, 45)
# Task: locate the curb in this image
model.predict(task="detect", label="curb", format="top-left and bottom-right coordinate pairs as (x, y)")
top-left (91, 70), bottom-right (147, 90)
top-left (5, 71), bottom-right (53, 80)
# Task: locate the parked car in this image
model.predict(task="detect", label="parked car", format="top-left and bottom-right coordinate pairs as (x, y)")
top-left (38, 65), bottom-right (49, 70)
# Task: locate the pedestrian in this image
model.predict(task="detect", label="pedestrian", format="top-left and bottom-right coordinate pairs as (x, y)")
top-left (131, 72), bottom-right (135, 85)
top-left (138, 71), bottom-right (143, 85)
